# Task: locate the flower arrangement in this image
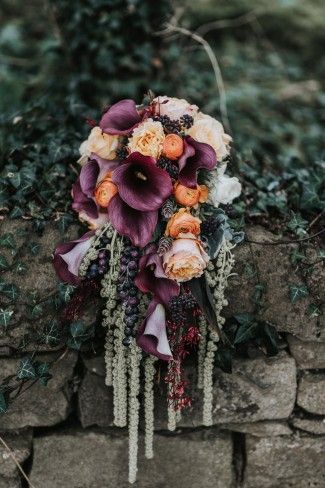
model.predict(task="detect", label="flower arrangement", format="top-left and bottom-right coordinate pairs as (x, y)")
top-left (54, 94), bottom-right (243, 483)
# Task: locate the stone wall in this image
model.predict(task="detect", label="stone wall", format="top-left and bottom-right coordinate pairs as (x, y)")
top-left (0, 220), bottom-right (324, 487)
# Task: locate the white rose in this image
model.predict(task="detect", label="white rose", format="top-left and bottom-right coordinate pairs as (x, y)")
top-left (128, 118), bottom-right (165, 159)
top-left (207, 173), bottom-right (241, 206)
top-left (187, 112), bottom-right (232, 160)
top-left (78, 126), bottom-right (119, 165)
top-left (153, 96), bottom-right (198, 121)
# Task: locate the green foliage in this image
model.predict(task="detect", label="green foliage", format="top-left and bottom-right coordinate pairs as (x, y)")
top-left (67, 321), bottom-right (94, 350)
top-left (289, 284), bottom-right (309, 303)
top-left (17, 357), bottom-right (36, 380)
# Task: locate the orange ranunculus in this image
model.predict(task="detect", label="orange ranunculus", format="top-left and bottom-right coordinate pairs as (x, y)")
top-left (174, 182), bottom-right (209, 207)
top-left (94, 173), bottom-right (118, 207)
top-left (165, 208), bottom-right (201, 238)
top-left (162, 134), bottom-right (184, 161)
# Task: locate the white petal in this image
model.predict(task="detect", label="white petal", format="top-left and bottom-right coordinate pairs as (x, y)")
top-left (208, 175), bottom-right (242, 206)
top-left (144, 304), bottom-right (172, 357)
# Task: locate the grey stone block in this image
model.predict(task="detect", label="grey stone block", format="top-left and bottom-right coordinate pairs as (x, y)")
top-left (287, 334), bottom-right (325, 369)
top-left (244, 434), bottom-right (325, 488)
top-left (222, 420), bottom-right (292, 437)
top-left (292, 417), bottom-right (325, 435)
top-left (0, 351), bottom-right (77, 429)
top-left (297, 372), bottom-right (325, 415)
top-left (30, 429), bottom-right (234, 488)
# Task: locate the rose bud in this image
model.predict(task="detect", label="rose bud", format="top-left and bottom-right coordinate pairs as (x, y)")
top-left (94, 173), bottom-right (118, 207)
top-left (174, 182), bottom-right (208, 207)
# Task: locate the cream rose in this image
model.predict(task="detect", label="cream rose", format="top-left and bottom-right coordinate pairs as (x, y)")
top-left (128, 119), bottom-right (165, 159)
top-left (153, 96), bottom-right (198, 121)
top-left (78, 126), bottom-right (119, 165)
top-left (207, 173), bottom-right (242, 206)
top-left (163, 234), bottom-right (210, 283)
top-left (187, 113), bottom-right (232, 160)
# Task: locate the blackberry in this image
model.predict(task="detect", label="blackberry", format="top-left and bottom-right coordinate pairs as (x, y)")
top-left (180, 114), bottom-right (194, 129)
top-left (179, 292), bottom-right (197, 310)
top-left (157, 236), bottom-right (173, 256)
top-left (116, 146), bottom-right (129, 160)
top-left (153, 115), bottom-right (181, 134)
top-left (201, 217), bottom-right (220, 237)
top-left (157, 156), bottom-right (179, 179)
top-left (86, 249), bottom-right (109, 279)
top-left (117, 244), bottom-right (142, 346)
top-left (169, 296), bottom-right (187, 325)
top-left (161, 198), bottom-right (176, 220)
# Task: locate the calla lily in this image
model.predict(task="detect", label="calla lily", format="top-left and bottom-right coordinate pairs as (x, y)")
top-left (107, 152), bottom-right (173, 246)
top-left (53, 232), bottom-right (94, 285)
top-left (107, 195), bottom-right (158, 248)
top-left (178, 136), bottom-right (216, 189)
top-left (137, 299), bottom-right (172, 361)
top-left (111, 152), bottom-right (172, 211)
top-left (135, 244), bottom-right (180, 305)
top-left (100, 99), bottom-right (142, 135)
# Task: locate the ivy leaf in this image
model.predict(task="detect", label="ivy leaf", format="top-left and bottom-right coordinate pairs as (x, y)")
top-left (234, 320), bottom-right (259, 344)
top-left (214, 347), bottom-right (233, 373)
top-left (0, 308), bottom-right (14, 328)
top-left (42, 320), bottom-right (61, 346)
top-left (58, 213), bottom-right (74, 233)
top-left (28, 242), bottom-right (41, 255)
top-left (30, 304), bottom-right (43, 318)
top-left (0, 255), bottom-right (9, 271)
top-left (36, 362), bottom-right (52, 386)
top-left (260, 323), bottom-right (279, 355)
top-left (308, 303), bottom-right (320, 317)
top-left (0, 392), bottom-right (7, 414)
top-left (290, 285), bottom-right (309, 303)
top-left (9, 206), bottom-right (24, 219)
top-left (1, 283), bottom-right (19, 301)
top-left (17, 357), bottom-right (36, 380)
top-left (287, 213), bottom-right (308, 234)
top-left (0, 233), bottom-right (16, 249)
top-left (290, 249), bottom-right (305, 264)
top-left (15, 262), bottom-right (27, 274)
top-left (67, 321), bottom-right (92, 350)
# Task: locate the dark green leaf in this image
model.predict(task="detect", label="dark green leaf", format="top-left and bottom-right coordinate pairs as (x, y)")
top-left (42, 320), bottom-right (61, 346)
top-left (28, 242), bottom-right (41, 255)
top-left (0, 392), bottom-right (7, 414)
top-left (0, 255), bottom-right (9, 271)
top-left (1, 283), bottom-right (19, 301)
top-left (0, 233), bottom-right (15, 249)
top-left (234, 321), bottom-right (259, 344)
top-left (290, 285), bottom-right (309, 303)
top-left (0, 308), bottom-right (14, 328)
top-left (214, 347), bottom-right (233, 373)
top-left (17, 357), bottom-right (36, 380)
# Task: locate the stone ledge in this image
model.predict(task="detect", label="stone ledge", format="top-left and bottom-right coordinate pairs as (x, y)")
top-left (30, 429), bottom-right (234, 488)
top-left (79, 351), bottom-right (297, 429)
top-left (287, 334), bottom-right (325, 369)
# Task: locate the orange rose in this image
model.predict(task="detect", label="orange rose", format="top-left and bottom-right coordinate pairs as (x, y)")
top-left (165, 208), bottom-right (201, 238)
top-left (174, 182), bottom-right (209, 207)
top-left (94, 173), bottom-right (118, 207)
top-left (163, 134), bottom-right (184, 161)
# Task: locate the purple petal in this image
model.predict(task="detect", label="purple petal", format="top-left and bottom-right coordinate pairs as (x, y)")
top-left (137, 300), bottom-right (172, 361)
top-left (53, 232), bottom-right (94, 285)
top-left (135, 250), bottom-right (179, 306)
top-left (111, 152), bottom-right (172, 211)
top-left (178, 136), bottom-right (217, 188)
top-left (80, 156), bottom-right (119, 197)
top-left (72, 178), bottom-right (98, 219)
top-left (100, 99), bottom-right (141, 135)
top-left (107, 194), bottom-right (158, 248)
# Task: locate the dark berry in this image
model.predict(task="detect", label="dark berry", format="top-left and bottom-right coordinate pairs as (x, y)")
top-left (128, 260), bottom-right (138, 270)
top-left (122, 336), bottom-right (132, 347)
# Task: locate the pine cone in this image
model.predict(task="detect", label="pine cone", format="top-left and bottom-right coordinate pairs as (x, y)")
top-left (161, 198), bottom-right (175, 220)
top-left (157, 236), bottom-right (173, 256)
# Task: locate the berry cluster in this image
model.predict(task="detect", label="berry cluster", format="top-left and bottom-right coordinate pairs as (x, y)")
top-left (86, 244), bottom-right (110, 279)
top-left (116, 146), bottom-right (129, 160)
top-left (169, 291), bottom-right (197, 326)
top-left (157, 156), bottom-right (179, 180)
top-left (179, 114), bottom-right (194, 129)
top-left (153, 115), bottom-right (182, 134)
top-left (117, 243), bottom-right (141, 346)
top-left (201, 217), bottom-right (220, 237)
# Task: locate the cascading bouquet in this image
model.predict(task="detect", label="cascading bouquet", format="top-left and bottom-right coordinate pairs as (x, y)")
top-left (53, 94), bottom-right (243, 483)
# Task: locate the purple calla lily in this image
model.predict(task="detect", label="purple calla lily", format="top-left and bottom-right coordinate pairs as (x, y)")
top-left (178, 136), bottom-right (217, 189)
top-left (134, 245), bottom-right (179, 306)
top-left (111, 152), bottom-right (172, 211)
top-left (100, 99), bottom-right (142, 135)
top-left (53, 232), bottom-right (94, 285)
top-left (137, 299), bottom-right (173, 361)
top-left (107, 194), bottom-right (158, 248)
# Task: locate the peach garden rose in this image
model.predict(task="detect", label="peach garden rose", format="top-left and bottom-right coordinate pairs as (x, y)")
top-left (163, 234), bottom-right (209, 282)
top-left (187, 112), bottom-right (232, 160)
top-left (127, 118), bottom-right (165, 159)
top-left (79, 126), bottom-right (119, 164)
